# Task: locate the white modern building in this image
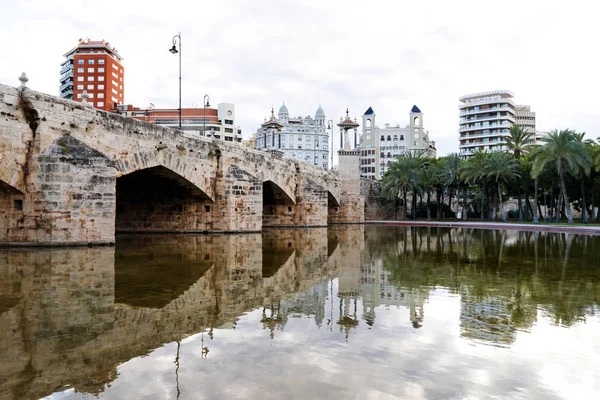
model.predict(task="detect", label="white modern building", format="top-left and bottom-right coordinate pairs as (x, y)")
top-left (458, 90), bottom-right (536, 158)
top-left (255, 103), bottom-right (329, 169)
top-left (359, 105), bottom-right (436, 179)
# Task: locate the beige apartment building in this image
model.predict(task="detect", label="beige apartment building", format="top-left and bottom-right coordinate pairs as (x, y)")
top-left (458, 90), bottom-right (536, 158)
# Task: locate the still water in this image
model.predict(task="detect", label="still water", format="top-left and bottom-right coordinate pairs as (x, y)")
top-left (1, 226), bottom-right (599, 400)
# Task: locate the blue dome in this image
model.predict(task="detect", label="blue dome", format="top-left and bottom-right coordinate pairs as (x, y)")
top-left (315, 105), bottom-right (325, 117)
top-left (278, 103), bottom-right (289, 115)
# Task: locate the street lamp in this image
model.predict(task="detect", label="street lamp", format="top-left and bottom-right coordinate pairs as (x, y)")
top-left (327, 119), bottom-right (334, 169)
top-left (169, 33), bottom-right (182, 131)
top-left (203, 94), bottom-right (210, 137)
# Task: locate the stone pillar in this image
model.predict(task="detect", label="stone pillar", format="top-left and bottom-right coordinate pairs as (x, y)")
top-left (2, 136), bottom-right (116, 245)
top-left (328, 149), bottom-right (364, 223)
top-left (213, 165), bottom-right (262, 232)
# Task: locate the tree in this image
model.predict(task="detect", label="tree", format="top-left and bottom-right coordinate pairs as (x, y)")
top-left (531, 129), bottom-right (591, 224)
top-left (504, 124), bottom-right (536, 221)
top-left (461, 150), bottom-right (490, 220)
top-left (574, 132), bottom-right (594, 223)
top-left (382, 152), bottom-right (428, 220)
top-left (439, 153), bottom-right (462, 219)
top-left (486, 152), bottom-right (520, 222)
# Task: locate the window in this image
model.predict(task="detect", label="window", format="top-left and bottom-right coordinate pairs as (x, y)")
top-left (400, 135), bottom-right (404, 140)
top-left (87, 68), bottom-right (94, 73)
top-left (98, 76), bottom-right (104, 81)
top-left (98, 67), bottom-right (105, 72)
top-left (97, 102), bottom-right (104, 107)
top-left (298, 145), bottom-right (302, 149)
top-left (225, 128), bottom-right (233, 133)
top-left (87, 84), bottom-right (94, 90)
top-left (112, 80), bottom-right (119, 87)
top-left (225, 119), bottom-right (233, 125)
top-left (98, 84), bottom-right (104, 90)
top-left (88, 102), bottom-right (94, 107)
top-left (77, 76), bottom-right (84, 81)
top-left (112, 72), bottom-right (118, 79)
top-left (77, 84), bottom-right (84, 90)
top-left (98, 93), bottom-right (104, 98)
top-left (113, 64), bottom-right (118, 70)
top-left (88, 59), bottom-right (95, 64)
top-left (77, 68), bottom-right (84, 73)
top-left (77, 59), bottom-right (84, 64)
top-left (112, 97), bottom-right (118, 102)
top-left (88, 93), bottom-right (94, 98)
top-left (112, 88), bottom-right (118, 95)
top-left (88, 76), bottom-right (94, 81)
top-left (98, 59), bottom-right (105, 64)
top-left (77, 93), bottom-right (82, 98)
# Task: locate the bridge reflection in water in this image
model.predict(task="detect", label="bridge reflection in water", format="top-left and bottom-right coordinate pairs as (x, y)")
top-left (1, 226), bottom-right (600, 399)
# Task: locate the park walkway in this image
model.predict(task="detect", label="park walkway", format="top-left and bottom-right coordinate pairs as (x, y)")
top-left (366, 220), bottom-right (600, 236)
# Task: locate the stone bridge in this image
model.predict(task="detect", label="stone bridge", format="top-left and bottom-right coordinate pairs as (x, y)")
top-left (0, 81), bottom-right (365, 245)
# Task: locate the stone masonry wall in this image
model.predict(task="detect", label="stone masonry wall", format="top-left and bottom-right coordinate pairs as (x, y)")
top-left (361, 178), bottom-right (397, 221)
top-left (329, 150), bottom-right (364, 223)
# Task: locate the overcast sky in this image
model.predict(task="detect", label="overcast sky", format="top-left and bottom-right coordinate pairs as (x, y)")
top-left (1, 0), bottom-right (598, 156)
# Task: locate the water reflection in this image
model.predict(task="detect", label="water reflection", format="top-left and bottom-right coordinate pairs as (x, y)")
top-left (0, 226), bottom-right (599, 399)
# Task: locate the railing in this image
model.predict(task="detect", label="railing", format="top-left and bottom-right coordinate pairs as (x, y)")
top-left (60, 64), bottom-right (73, 75)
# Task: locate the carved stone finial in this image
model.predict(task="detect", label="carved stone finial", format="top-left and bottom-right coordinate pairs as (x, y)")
top-left (81, 90), bottom-right (90, 105)
top-left (19, 72), bottom-right (28, 88)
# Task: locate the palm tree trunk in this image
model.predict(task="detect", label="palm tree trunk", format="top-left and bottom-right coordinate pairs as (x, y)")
top-left (491, 186), bottom-right (497, 222)
top-left (462, 185), bottom-right (467, 221)
top-left (533, 177), bottom-right (539, 223)
top-left (427, 190), bottom-right (431, 221)
top-left (580, 176), bottom-right (588, 223)
top-left (517, 191), bottom-right (523, 221)
top-left (403, 188), bottom-right (408, 220)
top-left (480, 180), bottom-right (486, 221)
top-left (498, 180), bottom-right (506, 222)
top-left (559, 165), bottom-right (574, 224)
top-left (436, 189), bottom-right (442, 219)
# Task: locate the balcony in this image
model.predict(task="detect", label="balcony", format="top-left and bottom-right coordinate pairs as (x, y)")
top-left (459, 104), bottom-right (513, 116)
top-left (460, 113), bottom-right (515, 123)
top-left (60, 64), bottom-right (73, 75)
top-left (459, 122), bottom-right (510, 133)
top-left (59, 82), bottom-right (73, 92)
top-left (60, 70), bottom-right (73, 82)
top-left (60, 89), bottom-right (73, 98)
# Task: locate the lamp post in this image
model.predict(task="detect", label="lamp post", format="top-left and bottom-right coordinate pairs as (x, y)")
top-left (203, 94), bottom-right (210, 137)
top-left (169, 33), bottom-right (182, 131)
top-left (327, 119), bottom-right (333, 169)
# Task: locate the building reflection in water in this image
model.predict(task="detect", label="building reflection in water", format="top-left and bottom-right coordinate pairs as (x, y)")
top-left (1, 225), bottom-right (599, 398)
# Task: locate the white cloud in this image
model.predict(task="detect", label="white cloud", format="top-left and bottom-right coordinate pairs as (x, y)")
top-left (1, 0), bottom-right (598, 156)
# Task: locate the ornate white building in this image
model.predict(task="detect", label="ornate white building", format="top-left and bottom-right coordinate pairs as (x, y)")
top-left (256, 103), bottom-right (329, 169)
top-left (359, 105), bottom-right (437, 179)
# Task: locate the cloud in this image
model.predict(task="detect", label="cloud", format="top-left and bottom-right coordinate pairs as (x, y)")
top-left (1, 0), bottom-right (599, 156)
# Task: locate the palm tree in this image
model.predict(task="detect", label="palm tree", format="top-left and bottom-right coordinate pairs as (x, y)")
top-left (531, 129), bottom-right (591, 224)
top-left (574, 132), bottom-right (594, 223)
top-left (382, 152), bottom-right (428, 219)
top-left (439, 153), bottom-right (462, 218)
top-left (461, 150), bottom-right (490, 220)
top-left (486, 152), bottom-right (520, 222)
top-left (420, 164), bottom-right (438, 221)
top-left (504, 124), bottom-right (536, 221)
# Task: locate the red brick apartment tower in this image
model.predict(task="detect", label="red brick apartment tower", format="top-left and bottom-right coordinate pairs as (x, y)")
top-left (59, 38), bottom-right (124, 111)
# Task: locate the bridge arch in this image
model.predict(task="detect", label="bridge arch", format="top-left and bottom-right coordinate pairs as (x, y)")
top-left (115, 164), bottom-right (215, 233)
top-left (0, 156), bottom-right (25, 195)
top-left (114, 150), bottom-right (214, 202)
